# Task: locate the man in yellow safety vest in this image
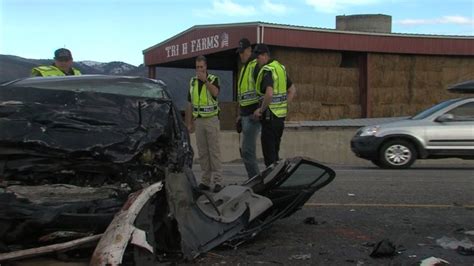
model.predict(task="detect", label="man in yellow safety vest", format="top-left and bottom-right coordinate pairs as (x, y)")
top-left (31, 48), bottom-right (81, 77)
top-left (253, 44), bottom-right (297, 167)
top-left (185, 55), bottom-right (223, 192)
top-left (236, 38), bottom-right (261, 178)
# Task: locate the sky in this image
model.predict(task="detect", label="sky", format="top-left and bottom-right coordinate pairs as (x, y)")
top-left (1, 0), bottom-right (473, 66)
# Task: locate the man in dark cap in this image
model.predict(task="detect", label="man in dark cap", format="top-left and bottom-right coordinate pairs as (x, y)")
top-left (235, 38), bottom-right (261, 178)
top-left (31, 48), bottom-right (81, 77)
top-left (253, 43), bottom-right (296, 167)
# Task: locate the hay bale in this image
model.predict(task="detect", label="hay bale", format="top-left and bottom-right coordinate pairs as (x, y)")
top-left (317, 104), bottom-right (347, 120)
top-left (287, 101), bottom-right (301, 114)
top-left (439, 56), bottom-right (461, 68)
top-left (370, 54), bottom-right (405, 70)
top-left (371, 86), bottom-right (410, 105)
top-left (326, 67), bottom-right (341, 86)
top-left (326, 86), bottom-right (359, 105)
top-left (395, 55), bottom-right (414, 70)
top-left (397, 104), bottom-right (413, 116)
top-left (287, 113), bottom-right (305, 121)
top-left (286, 64), bottom-right (299, 82)
top-left (313, 85), bottom-right (329, 102)
top-left (371, 104), bottom-right (393, 117)
top-left (410, 87), bottom-right (439, 104)
top-left (405, 105), bottom-right (421, 116)
top-left (219, 102), bottom-right (238, 130)
top-left (326, 68), bottom-right (359, 87)
top-left (344, 105), bottom-right (362, 118)
top-left (338, 68), bottom-right (359, 87)
top-left (272, 48), bottom-right (291, 62)
top-left (369, 69), bottom-right (410, 88)
top-left (442, 67), bottom-right (474, 87)
top-left (370, 54), bottom-right (395, 70)
top-left (293, 83), bottom-right (314, 101)
top-left (370, 54), bottom-right (415, 72)
top-left (414, 56), bottom-right (445, 71)
top-left (372, 88), bottom-right (384, 104)
top-left (319, 105), bottom-right (331, 120)
top-left (311, 52), bottom-right (342, 67)
top-left (295, 66), bottom-right (313, 84)
top-left (299, 101), bottom-right (321, 115)
top-left (411, 104), bottom-right (432, 115)
top-left (328, 104), bottom-right (346, 119)
top-left (292, 49), bottom-right (313, 66)
top-left (304, 113), bottom-right (318, 120)
top-left (412, 70), bottom-right (443, 88)
top-left (312, 67), bottom-right (329, 85)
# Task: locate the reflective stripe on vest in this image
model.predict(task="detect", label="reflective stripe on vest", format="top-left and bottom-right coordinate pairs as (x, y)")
top-left (31, 65), bottom-right (81, 77)
top-left (237, 59), bottom-right (259, 107)
top-left (190, 74), bottom-right (219, 118)
top-left (256, 60), bottom-right (288, 118)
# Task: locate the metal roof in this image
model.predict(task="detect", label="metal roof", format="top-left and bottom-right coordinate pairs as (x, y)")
top-left (143, 21), bottom-right (474, 68)
top-left (143, 21), bottom-right (474, 53)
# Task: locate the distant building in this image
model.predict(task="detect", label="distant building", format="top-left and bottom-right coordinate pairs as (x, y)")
top-left (143, 17), bottom-right (474, 125)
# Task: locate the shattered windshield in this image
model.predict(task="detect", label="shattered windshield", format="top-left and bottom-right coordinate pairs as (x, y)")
top-left (11, 77), bottom-right (168, 99)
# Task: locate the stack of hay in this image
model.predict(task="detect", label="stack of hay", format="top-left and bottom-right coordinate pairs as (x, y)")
top-left (273, 48), bottom-right (360, 121)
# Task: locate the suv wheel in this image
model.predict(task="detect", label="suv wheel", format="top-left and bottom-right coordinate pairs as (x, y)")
top-left (379, 140), bottom-right (417, 169)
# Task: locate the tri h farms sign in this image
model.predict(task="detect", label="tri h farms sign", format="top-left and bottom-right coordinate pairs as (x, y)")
top-left (165, 32), bottom-right (229, 58)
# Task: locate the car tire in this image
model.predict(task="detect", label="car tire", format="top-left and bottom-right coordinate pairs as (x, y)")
top-left (371, 159), bottom-right (383, 167)
top-left (378, 140), bottom-right (417, 169)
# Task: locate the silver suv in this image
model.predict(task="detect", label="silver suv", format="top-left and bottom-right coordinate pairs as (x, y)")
top-left (351, 96), bottom-right (474, 168)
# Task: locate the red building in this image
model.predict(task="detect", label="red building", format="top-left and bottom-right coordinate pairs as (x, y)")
top-left (143, 21), bottom-right (474, 121)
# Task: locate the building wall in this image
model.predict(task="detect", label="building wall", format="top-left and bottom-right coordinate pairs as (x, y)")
top-left (269, 47), bottom-right (474, 120)
top-left (272, 47), bottom-right (361, 121)
top-left (368, 54), bottom-right (474, 117)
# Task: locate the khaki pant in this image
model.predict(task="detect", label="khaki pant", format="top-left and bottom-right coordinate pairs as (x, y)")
top-left (195, 116), bottom-right (222, 185)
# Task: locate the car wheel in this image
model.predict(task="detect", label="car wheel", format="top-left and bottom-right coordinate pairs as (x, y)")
top-left (379, 140), bottom-right (417, 169)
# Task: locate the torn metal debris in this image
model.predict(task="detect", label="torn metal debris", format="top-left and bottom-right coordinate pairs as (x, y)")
top-left (0, 75), bottom-right (336, 264)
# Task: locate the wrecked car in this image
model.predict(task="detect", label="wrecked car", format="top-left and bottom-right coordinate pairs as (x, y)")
top-left (0, 75), bottom-right (335, 264)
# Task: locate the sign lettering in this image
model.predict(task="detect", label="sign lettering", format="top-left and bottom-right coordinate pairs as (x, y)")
top-left (165, 32), bottom-right (229, 58)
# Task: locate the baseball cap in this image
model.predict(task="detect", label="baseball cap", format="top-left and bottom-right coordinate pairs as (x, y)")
top-left (253, 44), bottom-right (270, 55)
top-left (236, 38), bottom-right (251, 53)
top-left (54, 48), bottom-right (73, 61)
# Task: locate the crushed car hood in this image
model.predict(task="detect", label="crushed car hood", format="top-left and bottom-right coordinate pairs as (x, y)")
top-left (0, 76), bottom-right (335, 265)
top-left (0, 75), bottom-right (192, 186)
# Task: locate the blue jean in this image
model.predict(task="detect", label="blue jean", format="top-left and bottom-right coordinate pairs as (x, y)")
top-left (241, 115), bottom-right (261, 178)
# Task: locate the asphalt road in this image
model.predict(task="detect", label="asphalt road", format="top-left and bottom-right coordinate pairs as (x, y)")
top-left (9, 163), bottom-right (474, 266)
top-left (194, 163), bottom-right (474, 265)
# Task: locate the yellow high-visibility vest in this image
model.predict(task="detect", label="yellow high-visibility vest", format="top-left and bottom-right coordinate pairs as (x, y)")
top-left (237, 59), bottom-right (259, 107)
top-left (190, 74), bottom-right (219, 118)
top-left (255, 60), bottom-right (288, 118)
top-left (31, 65), bottom-right (81, 77)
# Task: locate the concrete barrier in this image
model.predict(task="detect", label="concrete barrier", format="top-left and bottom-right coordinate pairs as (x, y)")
top-left (191, 126), bottom-right (375, 165)
top-left (189, 126), bottom-right (472, 166)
